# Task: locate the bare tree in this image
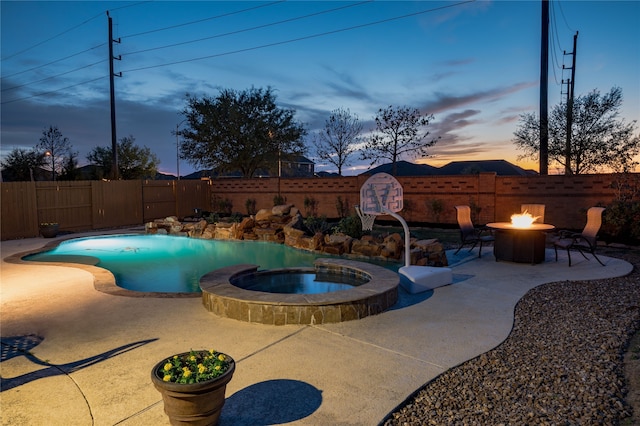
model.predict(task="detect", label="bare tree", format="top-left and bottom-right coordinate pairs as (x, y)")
top-left (513, 87), bottom-right (640, 174)
top-left (37, 125), bottom-right (72, 181)
top-left (360, 105), bottom-right (439, 176)
top-left (312, 108), bottom-right (362, 176)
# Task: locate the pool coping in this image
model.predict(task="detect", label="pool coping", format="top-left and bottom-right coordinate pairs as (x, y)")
top-left (3, 234), bottom-right (199, 299)
top-left (200, 258), bottom-right (400, 325)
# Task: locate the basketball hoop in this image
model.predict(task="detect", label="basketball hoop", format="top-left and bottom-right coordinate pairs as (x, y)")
top-left (355, 206), bottom-right (376, 231)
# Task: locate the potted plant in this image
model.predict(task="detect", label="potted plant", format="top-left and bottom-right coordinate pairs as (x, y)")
top-left (39, 222), bottom-right (59, 238)
top-left (151, 349), bottom-right (235, 426)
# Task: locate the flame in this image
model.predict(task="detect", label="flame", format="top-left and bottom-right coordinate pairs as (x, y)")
top-left (510, 210), bottom-right (540, 228)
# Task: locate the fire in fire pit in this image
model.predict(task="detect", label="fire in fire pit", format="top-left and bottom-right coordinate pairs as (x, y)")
top-left (510, 210), bottom-right (540, 228)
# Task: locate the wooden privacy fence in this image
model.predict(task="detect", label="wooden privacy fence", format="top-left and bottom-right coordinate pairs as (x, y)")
top-left (1, 180), bottom-right (211, 240)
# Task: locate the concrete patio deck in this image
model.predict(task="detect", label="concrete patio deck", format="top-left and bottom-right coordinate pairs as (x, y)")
top-left (0, 231), bottom-right (633, 425)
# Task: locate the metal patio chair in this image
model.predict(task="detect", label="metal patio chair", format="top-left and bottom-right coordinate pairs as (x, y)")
top-left (454, 205), bottom-right (494, 258)
top-left (553, 207), bottom-right (606, 266)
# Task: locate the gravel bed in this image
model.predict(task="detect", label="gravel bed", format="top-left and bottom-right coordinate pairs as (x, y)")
top-left (383, 249), bottom-right (640, 425)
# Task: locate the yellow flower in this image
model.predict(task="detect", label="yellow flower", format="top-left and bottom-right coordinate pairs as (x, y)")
top-left (173, 355), bottom-right (178, 360)
top-left (163, 375), bottom-right (171, 382)
top-left (183, 367), bottom-right (192, 377)
top-left (209, 349), bottom-right (216, 354)
top-left (214, 365), bottom-right (221, 371)
top-left (198, 364), bottom-right (206, 374)
top-left (189, 355), bottom-right (196, 362)
top-left (163, 363), bottom-right (172, 371)
top-left (217, 354), bottom-right (226, 362)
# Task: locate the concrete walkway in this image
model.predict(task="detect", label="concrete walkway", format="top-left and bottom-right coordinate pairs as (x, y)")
top-left (1, 231), bottom-right (632, 426)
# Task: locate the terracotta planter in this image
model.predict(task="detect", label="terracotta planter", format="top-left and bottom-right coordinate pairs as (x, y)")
top-left (151, 352), bottom-right (235, 426)
top-left (39, 224), bottom-right (59, 238)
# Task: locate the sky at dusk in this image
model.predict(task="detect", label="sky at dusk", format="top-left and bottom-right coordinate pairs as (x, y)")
top-left (1, 1), bottom-right (639, 177)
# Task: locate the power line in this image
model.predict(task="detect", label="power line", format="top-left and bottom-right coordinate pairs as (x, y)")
top-left (1, 43), bottom-right (107, 80)
top-left (554, 0), bottom-right (575, 32)
top-left (121, 0), bottom-right (286, 39)
top-left (2, 58), bottom-right (106, 92)
top-left (122, 0), bottom-right (475, 74)
top-left (121, 1), bottom-right (372, 57)
top-left (1, 76), bottom-right (107, 105)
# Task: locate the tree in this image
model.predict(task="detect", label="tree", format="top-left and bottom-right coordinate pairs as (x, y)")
top-left (37, 125), bottom-right (72, 181)
top-left (0, 148), bottom-right (47, 181)
top-left (360, 105), bottom-right (439, 176)
top-left (58, 151), bottom-right (80, 181)
top-left (87, 135), bottom-right (159, 180)
top-left (513, 87), bottom-right (640, 174)
top-left (312, 108), bottom-right (362, 176)
top-left (180, 87), bottom-right (306, 178)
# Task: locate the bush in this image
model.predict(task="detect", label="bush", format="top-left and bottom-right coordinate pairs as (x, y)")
top-left (245, 198), bottom-right (257, 215)
top-left (273, 194), bottom-right (286, 206)
top-left (603, 200), bottom-right (640, 244)
top-left (332, 214), bottom-right (365, 239)
top-left (304, 196), bottom-right (318, 216)
top-left (212, 195), bottom-right (233, 215)
top-left (335, 196), bottom-right (350, 219)
top-left (303, 215), bottom-right (331, 235)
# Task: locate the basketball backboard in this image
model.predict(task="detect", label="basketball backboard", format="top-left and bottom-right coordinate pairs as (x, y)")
top-left (359, 172), bottom-right (403, 215)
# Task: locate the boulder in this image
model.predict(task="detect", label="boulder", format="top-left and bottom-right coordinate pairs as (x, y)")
top-left (272, 204), bottom-right (293, 216)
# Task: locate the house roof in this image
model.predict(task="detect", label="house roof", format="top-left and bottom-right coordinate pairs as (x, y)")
top-left (362, 160), bottom-right (440, 176)
top-left (437, 160), bottom-right (535, 176)
top-left (359, 159), bottom-right (536, 177)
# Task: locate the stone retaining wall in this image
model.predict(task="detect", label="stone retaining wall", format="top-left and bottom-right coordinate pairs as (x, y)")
top-left (145, 204), bottom-right (449, 267)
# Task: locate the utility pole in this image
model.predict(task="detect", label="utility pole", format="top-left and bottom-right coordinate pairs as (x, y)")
top-left (563, 31), bottom-right (578, 175)
top-left (539, 0), bottom-right (549, 175)
top-left (107, 11), bottom-right (122, 180)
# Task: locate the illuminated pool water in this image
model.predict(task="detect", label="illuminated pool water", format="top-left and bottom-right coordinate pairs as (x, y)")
top-left (24, 234), bottom-right (325, 293)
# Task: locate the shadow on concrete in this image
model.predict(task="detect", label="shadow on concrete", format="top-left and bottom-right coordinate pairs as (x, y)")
top-left (0, 334), bottom-right (157, 391)
top-left (220, 379), bottom-right (322, 425)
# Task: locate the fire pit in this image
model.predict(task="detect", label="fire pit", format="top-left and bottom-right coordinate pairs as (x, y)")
top-left (487, 213), bottom-right (554, 264)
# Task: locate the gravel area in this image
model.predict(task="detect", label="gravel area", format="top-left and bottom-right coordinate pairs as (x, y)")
top-left (383, 248), bottom-right (640, 425)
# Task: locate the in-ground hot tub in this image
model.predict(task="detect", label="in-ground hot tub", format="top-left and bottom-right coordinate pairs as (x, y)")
top-left (200, 258), bottom-right (399, 325)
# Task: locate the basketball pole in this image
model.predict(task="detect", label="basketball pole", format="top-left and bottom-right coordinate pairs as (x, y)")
top-left (382, 207), bottom-right (411, 268)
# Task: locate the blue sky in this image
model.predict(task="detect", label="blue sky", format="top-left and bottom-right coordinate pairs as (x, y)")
top-left (2, 1), bottom-right (639, 177)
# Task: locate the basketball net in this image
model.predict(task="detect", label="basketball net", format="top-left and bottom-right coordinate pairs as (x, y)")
top-left (355, 205), bottom-right (376, 231)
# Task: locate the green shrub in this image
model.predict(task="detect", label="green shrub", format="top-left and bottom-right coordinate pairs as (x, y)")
top-left (332, 214), bottom-right (365, 239)
top-left (335, 196), bottom-right (350, 219)
top-left (427, 199), bottom-right (444, 223)
top-left (212, 195), bottom-right (232, 215)
top-left (245, 198), bottom-right (257, 215)
top-left (304, 196), bottom-right (318, 216)
top-left (273, 194), bottom-right (286, 206)
top-left (303, 215), bottom-right (331, 235)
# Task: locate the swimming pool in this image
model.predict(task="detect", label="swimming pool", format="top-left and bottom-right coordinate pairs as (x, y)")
top-left (24, 234), bottom-right (326, 293)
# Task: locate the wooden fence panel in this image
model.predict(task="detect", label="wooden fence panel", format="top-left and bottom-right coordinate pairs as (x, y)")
top-left (176, 180), bottom-right (211, 218)
top-left (1, 182), bottom-right (38, 239)
top-left (92, 180), bottom-right (143, 229)
top-left (143, 181), bottom-right (177, 222)
top-left (36, 182), bottom-right (93, 232)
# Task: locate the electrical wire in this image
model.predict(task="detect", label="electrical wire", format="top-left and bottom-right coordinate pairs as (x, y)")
top-left (121, 0), bottom-right (285, 39)
top-left (121, 1), bottom-right (372, 57)
top-left (1, 47), bottom-right (107, 86)
top-left (2, 0), bottom-right (475, 104)
top-left (1, 76), bottom-right (107, 105)
top-left (122, 0), bottom-right (475, 74)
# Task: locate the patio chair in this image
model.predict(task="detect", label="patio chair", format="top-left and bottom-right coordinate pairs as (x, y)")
top-left (521, 204), bottom-right (545, 224)
top-left (553, 207), bottom-right (606, 266)
top-left (454, 205), bottom-right (494, 258)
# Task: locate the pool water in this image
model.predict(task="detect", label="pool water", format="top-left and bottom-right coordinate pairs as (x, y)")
top-left (231, 270), bottom-right (370, 294)
top-left (24, 234), bottom-right (325, 293)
